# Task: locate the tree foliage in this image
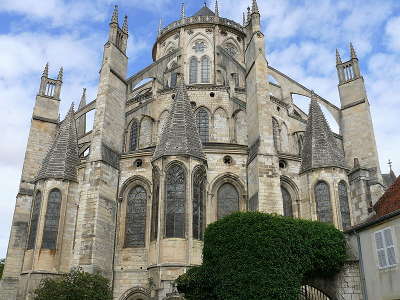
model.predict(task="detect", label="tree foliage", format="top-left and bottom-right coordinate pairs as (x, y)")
top-left (176, 212), bottom-right (347, 300)
top-left (0, 258), bottom-right (4, 280)
top-left (33, 268), bottom-right (112, 300)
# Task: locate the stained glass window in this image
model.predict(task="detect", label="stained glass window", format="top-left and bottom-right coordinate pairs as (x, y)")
top-left (27, 191), bottom-right (42, 250)
top-left (217, 183), bottom-right (239, 219)
top-left (201, 56), bottom-right (210, 83)
top-left (189, 57), bottom-right (198, 84)
top-left (171, 72), bottom-right (177, 87)
top-left (165, 164), bottom-right (186, 238)
top-left (125, 185), bottom-right (147, 247)
top-left (196, 108), bottom-right (209, 144)
top-left (338, 181), bottom-right (351, 229)
top-left (129, 119), bottom-right (139, 151)
top-left (315, 182), bottom-right (333, 223)
top-left (151, 168), bottom-right (160, 241)
top-left (281, 186), bottom-right (293, 217)
top-left (42, 189), bottom-right (62, 249)
top-left (193, 41), bottom-right (206, 53)
top-left (193, 167), bottom-right (206, 240)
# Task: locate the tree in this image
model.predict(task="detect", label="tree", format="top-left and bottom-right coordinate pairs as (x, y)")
top-left (33, 268), bottom-right (113, 300)
top-left (0, 259), bottom-right (4, 279)
top-left (176, 212), bottom-right (347, 300)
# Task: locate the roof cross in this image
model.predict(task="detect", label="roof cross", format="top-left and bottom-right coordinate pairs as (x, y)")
top-left (388, 159), bottom-right (393, 171)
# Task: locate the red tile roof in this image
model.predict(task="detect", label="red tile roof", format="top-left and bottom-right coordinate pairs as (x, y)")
top-left (374, 176), bottom-right (400, 217)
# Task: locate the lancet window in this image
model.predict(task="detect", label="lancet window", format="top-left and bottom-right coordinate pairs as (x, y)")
top-left (196, 108), bottom-right (209, 143)
top-left (42, 189), bottom-right (62, 249)
top-left (125, 185), bottom-right (147, 247)
top-left (27, 191), bottom-right (42, 250)
top-left (129, 119), bottom-right (139, 151)
top-left (217, 183), bottom-right (239, 219)
top-left (338, 181), bottom-right (351, 229)
top-left (314, 181), bottom-right (333, 223)
top-left (193, 167), bottom-right (206, 240)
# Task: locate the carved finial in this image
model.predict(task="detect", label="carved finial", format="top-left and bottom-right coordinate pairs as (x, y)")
top-left (247, 7), bottom-right (251, 22)
top-left (350, 42), bottom-right (357, 59)
top-left (354, 157), bottom-right (360, 169)
top-left (215, 0), bottom-right (219, 16)
top-left (42, 62), bottom-right (49, 77)
top-left (336, 49), bottom-right (342, 65)
top-left (158, 18), bottom-right (163, 36)
top-left (310, 90), bottom-right (317, 100)
top-left (111, 5), bottom-right (118, 24)
top-left (252, 0), bottom-right (259, 14)
top-left (181, 3), bottom-right (185, 19)
top-left (57, 67), bottom-right (63, 81)
top-left (79, 88), bottom-right (87, 108)
top-left (204, 1), bottom-right (207, 7)
top-left (122, 15), bottom-right (128, 33)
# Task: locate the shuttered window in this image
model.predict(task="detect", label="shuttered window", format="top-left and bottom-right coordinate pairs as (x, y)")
top-left (375, 228), bottom-right (397, 268)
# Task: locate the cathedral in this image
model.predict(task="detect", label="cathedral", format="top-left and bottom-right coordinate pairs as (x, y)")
top-left (0, 1), bottom-right (394, 299)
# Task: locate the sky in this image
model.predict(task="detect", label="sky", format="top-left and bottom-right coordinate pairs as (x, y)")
top-left (0, 0), bottom-right (399, 258)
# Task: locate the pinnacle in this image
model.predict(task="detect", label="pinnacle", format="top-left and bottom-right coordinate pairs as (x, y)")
top-left (181, 3), bottom-right (185, 19)
top-left (57, 67), bottom-right (63, 81)
top-left (350, 42), bottom-right (357, 59)
top-left (42, 62), bottom-right (49, 77)
top-left (111, 5), bottom-right (118, 24)
top-left (215, 0), bottom-right (219, 16)
top-left (336, 49), bottom-right (342, 64)
top-left (122, 15), bottom-right (128, 33)
top-left (79, 88), bottom-right (86, 109)
top-left (252, 0), bottom-right (259, 14)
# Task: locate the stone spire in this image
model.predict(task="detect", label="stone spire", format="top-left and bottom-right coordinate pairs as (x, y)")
top-left (251, 0), bottom-right (259, 14)
top-left (158, 18), bottom-right (163, 36)
top-left (122, 15), bottom-right (128, 34)
top-left (42, 62), bottom-right (49, 77)
top-left (300, 92), bottom-right (347, 173)
top-left (79, 88), bottom-right (87, 109)
top-left (215, 0), bottom-right (219, 16)
top-left (350, 42), bottom-right (357, 59)
top-left (243, 12), bottom-right (246, 26)
top-left (247, 6), bottom-right (251, 22)
top-left (57, 67), bottom-right (63, 82)
top-left (111, 5), bottom-right (118, 24)
top-left (336, 49), bottom-right (342, 65)
top-left (35, 104), bottom-right (80, 182)
top-left (153, 76), bottom-right (206, 162)
top-left (181, 3), bottom-right (185, 19)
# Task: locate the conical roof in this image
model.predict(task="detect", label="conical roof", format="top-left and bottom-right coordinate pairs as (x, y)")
top-left (193, 5), bottom-right (215, 17)
top-left (35, 104), bottom-right (80, 182)
top-left (153, 78), bottom-right (206, 162)
top-left (300, 94), bottom-right (347, 173)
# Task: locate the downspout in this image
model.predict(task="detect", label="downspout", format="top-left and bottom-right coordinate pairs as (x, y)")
top-left (355, 230), bottom-right (368, 300)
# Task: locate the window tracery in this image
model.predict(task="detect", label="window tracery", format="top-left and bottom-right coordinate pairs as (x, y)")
top-left (315, 182), bottom-right (333, 223)
top-left (129, 119), bottom-right (139, 151)
top-left (224, 42), bottom-right (238, 57)
top-left (125, 185), bottom-right (147, 247)
top-left (338, 181), bottom-right (351, 229)
top-left (27, 191), bottom-right (42, 250)
top-left (151, 168), bottom-right (160, 241)
top-left (217, 183), bottom-right (239, 219)
top-left (196, 108), bottom-right (209, 143)
top-left (201, 56), bottom-right (210, 83)
top-left (165, 164), bottom-right (186, 238)
top-left (189, 57), bottom-right (198, 84)
top-left (193, 166), bottom-right (206, 240)
top-left (193, 40), bottom-right (206, 53)
top-left (42, 189), bottom-right (62, 249)
top-left (281, 186), bottom-right (293, 217)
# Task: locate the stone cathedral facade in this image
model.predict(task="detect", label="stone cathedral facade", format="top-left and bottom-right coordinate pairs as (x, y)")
top-left (0, 1), bottom-right (393, 300)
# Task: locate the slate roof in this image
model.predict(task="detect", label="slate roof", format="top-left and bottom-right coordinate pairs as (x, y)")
top-left (300, 94), bottom-right (347, 173)
top-left (152, 78), bottom-right (206, 162)
top-left (374, 175), bottom-right (400, 218)
top-left (193, 5), bottom-right (215, 17)
top-left (382, 170), bottom-right (397, 188)
top-left (35, 104), bottom-right (79, 182)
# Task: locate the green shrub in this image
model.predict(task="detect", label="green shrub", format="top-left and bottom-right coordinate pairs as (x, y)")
top-left (176, 212), bottom-right (346, 300)
top-left (34, 267), bottom-right (112, 300)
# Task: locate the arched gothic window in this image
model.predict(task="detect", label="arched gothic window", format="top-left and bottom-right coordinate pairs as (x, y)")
top-left (27, 191), bottom-right (42, 250)
top-left (281, 186), bottom-right (293, 217)
top-left (272, 118), bottom-right (280, 152)
top-left (189, 57), bottom-right (198, 84)
top-left (224, 43), bottom-right (238, 57)
top-left (217, 183), bottom-right (239, 219)
top-left (125, 185), bottom-right (147, 247)
top-left (201, 56), bottom-right (210, 83)
top-left (151, 168), bottom-right (160, 241)
top-left (129, 119), bottom-right (139, 151)
top-left (165, 164), bottom-right (186, 238)
top-left (42, 189), bottom-right (62, 249)
top-left (338, 181), bottom-right (351, 229)
top-left (196, 108), bottom-right (209, 143)
top-left (315, 181), bottom-right (333, 223)
top-left (193, 167), bottom-right (206, 240)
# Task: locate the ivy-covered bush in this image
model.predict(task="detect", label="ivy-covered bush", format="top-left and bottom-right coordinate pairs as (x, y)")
top-left (176, 212), bottom-right (346, 300)
top-left (34, 267), bottom-right (112, 300)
